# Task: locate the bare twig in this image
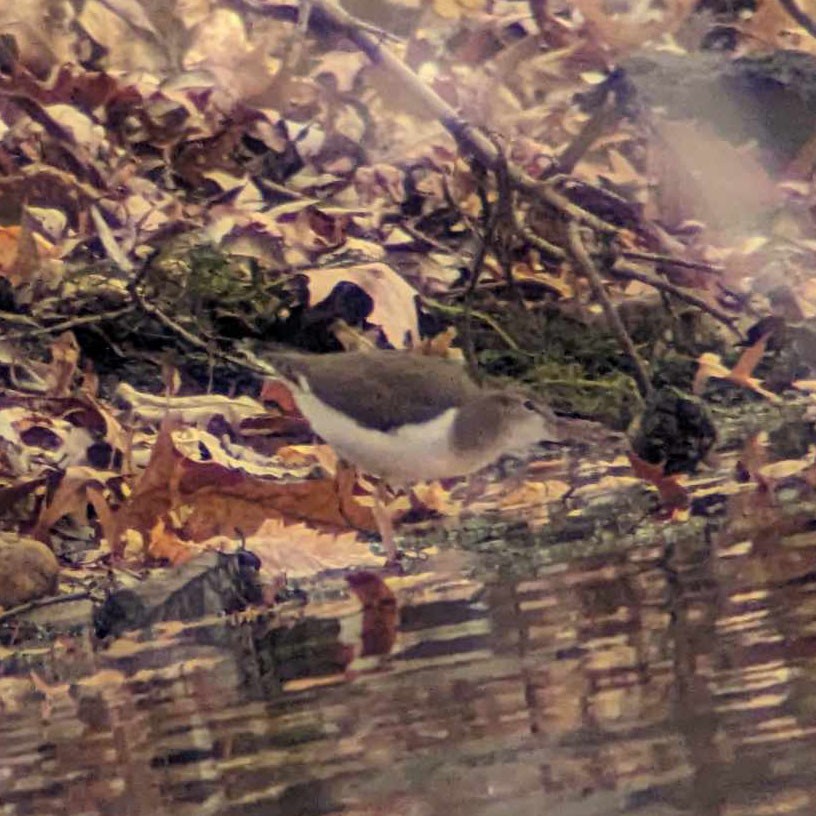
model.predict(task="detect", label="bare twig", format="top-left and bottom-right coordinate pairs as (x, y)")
top-left (0, 311), bottom-right (38, 327)
top-left (400, 222), bottom-right (459, 255)
top-left (129, 288), bottom-right (272, 374)
top-left (777, 0), bottom-right (816, 38)
top-left (460, 172), bottom-right (504, 371)
top-left (534, 183), bottom-right (616, 233)
top-left (131, 286), bottom-right (211, 352)
top-left (465, 138), bottom-right (517, 299)
top-left (447, 277), bottom-right (566, 298)
top-left (465, 168), bottom-right (497, 300)
top-left (557, 92), bottom-right (622, 174)
top-left (519, 224), bottom-right (567, 260)
top-left (0, 591), bottom-right (91, 625)
top-left (2, 306), bottom-right (136, 341)
top-left (420, 295), bottom-right (520, 351)
top-left (307, 0), bottom-right (618, 234)
top-left (492, 139), bottom-right (521, 297)
top-left (620, 250), bottom-right (724, 274)
top-left (566, 222), bottom-right (652, 399)
top-left (610, 260), bottom-right (742, 338)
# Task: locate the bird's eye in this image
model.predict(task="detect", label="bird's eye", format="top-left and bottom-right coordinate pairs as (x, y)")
top-left (523, 399), bottom-right (536, 411)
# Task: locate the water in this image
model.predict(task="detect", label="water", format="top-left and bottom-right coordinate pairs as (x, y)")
top-left (4, 464), bottom-right (816, 815)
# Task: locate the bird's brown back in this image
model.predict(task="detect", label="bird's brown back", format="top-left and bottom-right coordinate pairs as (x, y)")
top-left (267, 350), bottom-right (481, 431)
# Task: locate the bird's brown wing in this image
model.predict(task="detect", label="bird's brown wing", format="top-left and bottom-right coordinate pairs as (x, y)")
top-left (267, 350), bottom-right (480, 431)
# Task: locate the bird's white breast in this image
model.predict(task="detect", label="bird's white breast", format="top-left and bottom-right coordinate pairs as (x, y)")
top-left (291, 388), bottom-right (488, 483)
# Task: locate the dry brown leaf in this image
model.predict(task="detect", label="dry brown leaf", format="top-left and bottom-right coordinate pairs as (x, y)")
top-left (741, 0), bottom-right (816, 53)
top-left (259, 379), bottom-right (299, 414)
top-left (79, 362), bottom-right (99, 399)
top-left (433, 0), bottom-right (488, 19)
top-left (498, 479), bottom-right (572, 510)
top-left (46, 332), bottom-right (80, 398)
top-left (0, 227), bottom-right (22, 280)
top-left (228, 517), bottom-right (382, 579)
top-left (146, 518), bottom-right (199, 565)
top-left (32, 465), bottom-right (116, 541)
top-left (110, 416), bottom-right (377, 559)
top-left (115, 383), bottom-right (267, 428)
top-left (758, 459), bottom-right (810, 480)
top-left (731, 332), bottom-right (772, 381)
top-left (571, 0), bottom-right (697, 54)
top-left (78, 0), bottom-right (171, 74)
top-left (606, 148), bottom-right (643, 188)
top-left (416, 326), bottom-right (462, 358)
top-left (692, 353), bottom-right (731, 393)
top-left (354, 164), bottom-right (406, 206)
top-left (312, 51), bottom-right (369, 94)
top-left (105, 416), bottom-right (184, 553)
top-left (303, 262), bottom-right (421, 349)
top-left (628, 451), bottom-right (690, 513)
top-left (693, 333), bottom-right (779, 402)
top-left (411, 481), bottom-right (462, 516)
top-left (511, 263), bottom-right (574, 298)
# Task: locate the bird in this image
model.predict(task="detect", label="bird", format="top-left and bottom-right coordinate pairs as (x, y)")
top-left (259, 348), bottom-right (564, 560)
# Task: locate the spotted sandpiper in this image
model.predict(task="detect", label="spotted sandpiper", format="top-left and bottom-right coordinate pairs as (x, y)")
top-left (260, 349), bottom-right (563, 559)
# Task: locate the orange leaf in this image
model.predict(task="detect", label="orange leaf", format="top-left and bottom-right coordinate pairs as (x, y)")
top-left (46, 332), bottom-right (80, 397)
top-left (32, 466), bottom-right (107, 541)
top-left (260, 378), bottom-right (299, 414)
top-left (628, 451), bottom-right (689, 512)
top-left (693, 334), bottom-right (779, 402)
top-left (730, 332), bottom-right (771, 382)
top-left (147, 519), bottom-right (198, 565)
top-left (0, 226), bottom-right (21, 272)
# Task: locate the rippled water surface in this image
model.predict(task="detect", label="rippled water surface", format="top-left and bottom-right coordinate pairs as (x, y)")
top-left (5, 469), bottom-right (816, 816)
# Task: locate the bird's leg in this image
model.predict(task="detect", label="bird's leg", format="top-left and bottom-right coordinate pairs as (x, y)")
top-left (460, 472), bottom-right (488, 507)
top-left (372, 480), bottom-right (398, 562)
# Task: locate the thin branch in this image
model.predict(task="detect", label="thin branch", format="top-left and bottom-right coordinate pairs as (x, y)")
top-left (777, 0), bottom-right (816, 38)
top-left (2, 306), bottom-right (136, 340)
top-left (460, 161), bottom-right (506, 373)
top-left (0, 591), bottom-right (91, 624)
top-left (130, 286), bottom-right (211, 352)
top-left (534, 183), bottom-right (616, 233)
top-left (130, 288), bottom-right (269, 373)
top-left (447, 277), bottom-right (566, 298)
top-left (566, 222), bottom-right (652, 399)
top-left (519, 224), bottom-right (567, 260)
top-left (0, 311), bottom-right (38, 327)
top-left (620, 250), bottom-right (724, 274)
top-left (420, 295), bottom-right (520, 351)
top-left (400, 222), bottom-right (459, 255)
top-left (610, 260), bottom-right (742, 338)
top-left (308, 0), bottom-right (618, 234)
top-left (557, 92), bottom-right (622, 174)
top-left (465, 139), bottom-right (514, 299)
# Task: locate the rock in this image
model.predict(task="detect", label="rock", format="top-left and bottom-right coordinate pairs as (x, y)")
top-left (94, 550), bottom-right (263, 638)
top-left (0, 533), bottom-right (59, 608)
top-left (619, 50), bottom-right (816, 166)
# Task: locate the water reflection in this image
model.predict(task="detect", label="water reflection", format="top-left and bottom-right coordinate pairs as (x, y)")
top-left (5, 483), bottom-right (816, 815)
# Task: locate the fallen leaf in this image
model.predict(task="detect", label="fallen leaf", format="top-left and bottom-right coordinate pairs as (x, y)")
top-left (46, 332), bottom-right (80, 398)
top-left (628, 450), bottom-right (690, 513)
top-left (693, 333), bottom-right (779, 402)
top-left (303, 262), bottom-right (421, 348)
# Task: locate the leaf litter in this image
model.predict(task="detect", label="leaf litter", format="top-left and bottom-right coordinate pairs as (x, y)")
top-left (2, 0), bottom-right (816, 648)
